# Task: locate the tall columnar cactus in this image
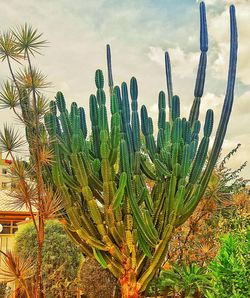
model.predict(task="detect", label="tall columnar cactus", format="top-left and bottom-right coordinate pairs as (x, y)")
top-left (44, 2), bottom-right (238, 297)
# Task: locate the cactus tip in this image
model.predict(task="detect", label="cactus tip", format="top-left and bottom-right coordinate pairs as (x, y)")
top-left (230, 4), bottom-right (235, 15)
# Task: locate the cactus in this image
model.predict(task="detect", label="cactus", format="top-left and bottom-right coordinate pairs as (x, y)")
top-left (45, 2), bottom-right (237, 297)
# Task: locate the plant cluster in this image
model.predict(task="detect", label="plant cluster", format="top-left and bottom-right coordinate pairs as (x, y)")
top-left (147, 147), bottom-right (249, 297)
top-left (167, 145), bottom-right (249, 266)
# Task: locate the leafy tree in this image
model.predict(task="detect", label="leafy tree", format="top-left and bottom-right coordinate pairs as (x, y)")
top-left (14, 220), bottom-right (82, 298)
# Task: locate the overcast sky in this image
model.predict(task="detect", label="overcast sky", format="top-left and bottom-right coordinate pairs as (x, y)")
top-left (0, 0), bottom-right (249, 179)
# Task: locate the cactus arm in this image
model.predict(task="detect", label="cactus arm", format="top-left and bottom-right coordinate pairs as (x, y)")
top-left (165, 52), bottom-right (173, 123)
top-left (189, 2), bottom-right (208, 127)
top-left (137, 223), bottom-right (174, 292)
top-left (140, 156), bottom-right (156, 180)
top-left (62, 170), bottom-right (81, 192)
top-left (110, 113), bottom-right (120, 166)
top-left (180, 144), bottom-right (191, 178)
top-left (89, 94), bottom-right (100, 157)
top-left (130, 77), bottom-right (140, 154)
top-left (106, 44), bottom-right (114, 90)
top-left (141, 105), bottom-right (157, 160)
top-left (157, 91), bottom-right (166, 151)
top-left (56, 91), bottom-right (66, 113)
top-left (79, 107), bottom-right (87, 139)
top-left (112, 172), bottom-right (127, 209)
top-left (121, 140), bottom-right (159, 246)
top-left (65, 226), bottom-right (93, 257)
top-left (200, 5), bottom-right (238, 194)
top-left (93, 248), bottom-right (108, 268)
top-left (171, 96), bottom-right (180, 121)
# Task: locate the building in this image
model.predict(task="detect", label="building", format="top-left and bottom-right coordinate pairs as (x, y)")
top-left (0, 191), bottom-right (31, 255)
top-left (0, 152), bottom-right (31, 279)
top-left (0, 152), bottom-right (14, 191)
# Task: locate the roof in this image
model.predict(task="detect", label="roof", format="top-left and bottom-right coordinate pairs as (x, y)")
top-left (0, 190), bottom-right (30, 213)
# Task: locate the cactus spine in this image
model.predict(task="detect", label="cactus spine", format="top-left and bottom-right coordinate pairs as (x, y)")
top-left (46, 2), bottom-right (238, 297)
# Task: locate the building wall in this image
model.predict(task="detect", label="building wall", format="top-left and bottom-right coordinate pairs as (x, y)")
top-left (0, 234), bottom-right (15, 266)
top-left (0, 152), bottom-right (14, 191)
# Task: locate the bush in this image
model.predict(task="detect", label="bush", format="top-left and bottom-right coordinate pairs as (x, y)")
top-left (78, 257), bottom-right (120, 298)
top-left (147, 263), bottom-right (213, 297)
top-left (208, 227), bottom-right (250, 297)
top-left (14, 220), bottom-right (82, 298)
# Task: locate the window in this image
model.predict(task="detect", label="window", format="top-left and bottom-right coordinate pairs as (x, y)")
top-left (0, 221), bottom-right (18, 234)
top-left (11, 182), bottom-right (17, 190)
top-left (1, 182), bottom-right (7, 189)
top-left (2, 168), bottom-right (7, 175)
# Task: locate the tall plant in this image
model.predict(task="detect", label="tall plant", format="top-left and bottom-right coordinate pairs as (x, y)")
top-left (0, 25), bottom-right (60, 298)
top-left (44, 2), bottom-right (237, 297)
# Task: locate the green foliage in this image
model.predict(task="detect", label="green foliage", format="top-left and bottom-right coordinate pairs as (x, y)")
top-left (208, 228), bottom-right (250, 297)
top-left (148, 263), bottom-right (213, 297)
top-left (14, 220), bottom-right (82, 298)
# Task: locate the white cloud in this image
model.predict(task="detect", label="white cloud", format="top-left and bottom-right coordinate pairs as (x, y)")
top-left (147, 46), bottom-right (199, 79)
top-left (149, 103), bottom-right (158, 114)
top-left (207, 1), bottom-right (250, 85)
top-left (0, 0), bottom-right (248, 178)
top-left (199, 0), bottom-right (226, 5)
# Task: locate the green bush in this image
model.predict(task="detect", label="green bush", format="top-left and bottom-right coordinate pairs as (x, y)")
top-left (148, 263), bottom-right (213, 297)
top-left (208, 227), bottom-right (250, 297)
top-left (14, 220), bottom-right (82, 298)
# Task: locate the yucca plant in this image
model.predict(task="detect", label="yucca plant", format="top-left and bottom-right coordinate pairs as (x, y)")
top-left (43, 2), bottom-right (238, 297)
top-left (0, 24), bottom-right (57, 298)
top-left (0, 250), bottom-right (33, 298)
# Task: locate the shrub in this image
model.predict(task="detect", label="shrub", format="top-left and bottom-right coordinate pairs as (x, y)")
top-left (208, 227), bottom-right (250, 297)
top-left (14, 220), bottom-right (82, 298)
top-left (78, 257), bottom-right (120, 298)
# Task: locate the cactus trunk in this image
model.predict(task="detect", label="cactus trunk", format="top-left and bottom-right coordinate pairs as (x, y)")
top-left (44, 2), bottom-right (238, 296)
top-left (119, 268), bottom-right (140, 298)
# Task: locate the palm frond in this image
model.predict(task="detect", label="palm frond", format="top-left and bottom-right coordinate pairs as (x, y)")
top-left (8, 159), bottom-right (36, 209)
top-left (12, 23), bottom-right (48, 57)
top-left (0, 125), bottom-right (25, 156)
top-left (9, 180), bottom-right (37, 211)
top-left (15, 66), bottom-right (51, 92)
top-left (43, 187), bottom-right (63, 219)
top-left (39, 146), bottom-right (54, 165)
top-left (36, 94), bottom-right (49, 116)
top-left (0, 80), bottom-right (20, 109)
top-left (0, 250), bottom-right (34, 283)
top-left (0, 30), bottom-right (23, 62)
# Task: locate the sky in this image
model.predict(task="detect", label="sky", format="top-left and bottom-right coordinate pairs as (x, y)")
top-left (0, 0), bottom-right (249, 179)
